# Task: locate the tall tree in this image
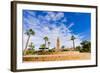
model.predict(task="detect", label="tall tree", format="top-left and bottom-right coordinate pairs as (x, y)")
top-left (24, 29), bottom-right (35, 55)
top-left (70, 35), bottom-right (76, 50)
top-left (80, 40), bottom-right (91, 52)
top-left (43, 36), bottom-right (48, 48)
top-left (28, 42), bottom-right (35, 50)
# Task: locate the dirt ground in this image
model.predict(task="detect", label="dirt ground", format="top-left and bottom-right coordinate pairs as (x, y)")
top-left (23, 51), bottom-right (91, 62)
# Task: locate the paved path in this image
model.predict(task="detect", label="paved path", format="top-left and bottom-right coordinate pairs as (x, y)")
top-left (23, 52), bottom-right (91, 61)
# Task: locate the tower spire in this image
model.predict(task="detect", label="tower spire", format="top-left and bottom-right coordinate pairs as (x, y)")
top-left (56, 37), bottom-right (60, 52)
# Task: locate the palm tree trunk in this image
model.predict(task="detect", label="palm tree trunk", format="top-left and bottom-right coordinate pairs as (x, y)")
top-left (73, 40), bottom-right (75, 50)
top-left (24, 35), bottom-right (30, 55)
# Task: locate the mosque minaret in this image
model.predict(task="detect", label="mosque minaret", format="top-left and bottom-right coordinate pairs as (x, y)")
top-left (55, 37), bottom-right (61, 52)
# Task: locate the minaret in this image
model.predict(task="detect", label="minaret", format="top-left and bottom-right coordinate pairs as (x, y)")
top-left (56, 37), bottom-right (60, 51)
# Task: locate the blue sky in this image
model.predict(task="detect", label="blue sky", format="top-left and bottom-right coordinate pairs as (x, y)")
top-left (23, 10), bottom-right (91, 49)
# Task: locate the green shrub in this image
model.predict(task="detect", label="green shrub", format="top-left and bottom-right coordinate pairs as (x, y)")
top-left (80, 48), bottom-right (91, 52)
top-left (62, 49), bottom-right (69, 51)
top-left (25, 50), bottom-right (35, 55)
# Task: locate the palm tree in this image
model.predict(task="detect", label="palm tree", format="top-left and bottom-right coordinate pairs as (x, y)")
top-left (28, 42), bottom-right (35, 50)
top-left (43, 36), bottom-right (48, 48)
top-left (48, 42), bottom-right (50, 49)
top-left (40, 44), bottom-right (46, 48)
top-left (24, 29), bottom-right (35, 55)
top-left (70, 35), bottom-right (76, 50)
top-left (39, 44), bottom-right (46, 52)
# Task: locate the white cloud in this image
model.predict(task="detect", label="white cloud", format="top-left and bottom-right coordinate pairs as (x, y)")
top-left (44, 12), bottom-right (64, 21)
top-left (68, 22), bottom-right (75, 29)
top-left (61, 18), bottom-right (67, 22)
top-left (25, 11), bottom-right (36, 17)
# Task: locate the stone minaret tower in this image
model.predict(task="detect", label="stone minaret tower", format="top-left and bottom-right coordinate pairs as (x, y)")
top-left (56, 37), bottom-right (60, 51)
